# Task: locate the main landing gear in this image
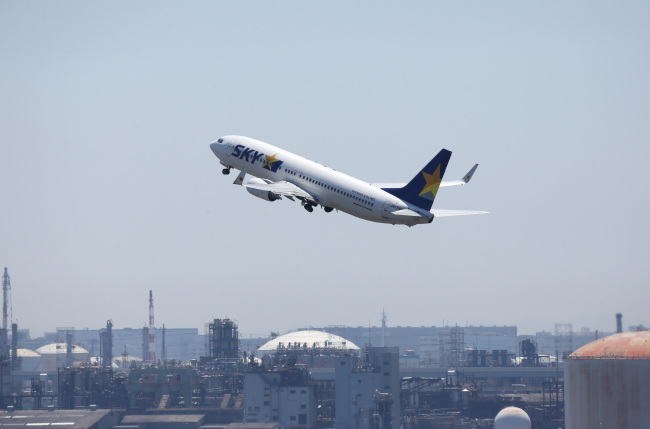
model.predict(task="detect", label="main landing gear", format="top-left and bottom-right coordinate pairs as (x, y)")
top-left (303, 204), bottom-right (332, 213)
top-left (222, 168), bottom-right (231, 175)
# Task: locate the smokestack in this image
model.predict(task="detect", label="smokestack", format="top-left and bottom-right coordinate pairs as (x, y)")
top-left (2, 268), bottom-right (10, 331)
top-left (101, 320), bottom-right (113, 367)
top-left (148, 290), bottom-right (155, 362)
top-left (11, 323), bottom-right (18, 370)
top-left (616, 313), bottom-right (623, 333)
top-left (66, 331), bottom-right (73, 367)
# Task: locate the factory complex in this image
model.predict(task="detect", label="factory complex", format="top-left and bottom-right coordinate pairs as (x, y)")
top-left (1, 270), bottom-right (649, 428)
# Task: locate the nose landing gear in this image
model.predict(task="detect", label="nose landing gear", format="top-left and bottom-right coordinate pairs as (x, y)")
top-left (222, 168), bottom-right (231, 175)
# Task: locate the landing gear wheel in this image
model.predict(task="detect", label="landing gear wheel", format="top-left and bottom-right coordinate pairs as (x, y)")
top-left (304, 204), bottom-right (314, 213)
top-left (324, 206), bottom-right (333, 213)
top-left (222, 168), bottom-right (231, 175)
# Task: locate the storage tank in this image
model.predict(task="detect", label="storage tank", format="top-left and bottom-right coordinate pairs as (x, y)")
top-left (11, 348), bottom-right (43, 371)
top-left (112, 355), bottom-right (143, 369)
top-left (257, 330), bottom-right (360, 354)
top-left (565, 330), bottom-right (650, 428)
top-left (35, 343), bottom-right (90, 371)
top-left (494, 407), bottom-right (531, 429)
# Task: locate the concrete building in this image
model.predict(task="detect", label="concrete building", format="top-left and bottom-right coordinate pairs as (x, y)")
top-left (318, 325), bottom-right (517, 366)
top-left (565, 330), bottom-right (650, 428)
top-left (335, 347), bottom-right (400, 429)
top-left (243, 368), bottom-right (316, 428)
top-left (119, 414), bottom-right (206, 429)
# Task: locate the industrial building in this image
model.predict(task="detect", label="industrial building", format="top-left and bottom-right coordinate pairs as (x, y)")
top-left (244, 367), bottom-right (317, 426)
top-left (0, 409), bottom-right (120, 429)
top-left (2, 266), bottom-right (647, 428)
top-left (6, 322), bottom-right (571, 427)
top-left (335, 347), bottom-right (400, 429)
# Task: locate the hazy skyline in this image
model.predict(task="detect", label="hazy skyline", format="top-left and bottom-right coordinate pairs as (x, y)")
top-left (1, 2), bottom-right (648, 338)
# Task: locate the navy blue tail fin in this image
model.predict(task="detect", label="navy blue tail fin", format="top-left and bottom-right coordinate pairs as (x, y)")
top-left (382, 149), bottom-right (452, 211)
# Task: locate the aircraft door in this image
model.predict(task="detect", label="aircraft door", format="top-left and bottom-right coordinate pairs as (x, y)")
top-left (381, 200), bottom-right (392, 220)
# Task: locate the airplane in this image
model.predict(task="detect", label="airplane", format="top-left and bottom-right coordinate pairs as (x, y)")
top-left (209, 135), bottom-right (487, 226)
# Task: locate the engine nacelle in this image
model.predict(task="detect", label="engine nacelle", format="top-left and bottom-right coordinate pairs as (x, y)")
top-left (245, 178), bottom-right (281, 202)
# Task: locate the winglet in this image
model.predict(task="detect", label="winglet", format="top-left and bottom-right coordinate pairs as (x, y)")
top-left (439, 164), bottom-right (480, 188)
top-left (463, 164), bottom-right (478, 184)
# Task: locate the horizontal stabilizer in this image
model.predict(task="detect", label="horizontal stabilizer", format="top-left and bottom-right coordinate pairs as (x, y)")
top-left (431, 209), bottom-right (489, 217)
top-left (391, 208), bottom-right (425, 217)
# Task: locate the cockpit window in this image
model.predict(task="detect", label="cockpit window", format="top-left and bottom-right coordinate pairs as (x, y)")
top-left (217, 138), bottom-right (224, 143)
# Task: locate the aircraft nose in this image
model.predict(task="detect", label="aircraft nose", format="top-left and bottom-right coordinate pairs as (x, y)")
top-left (210, 141), bottom-right (221, 156)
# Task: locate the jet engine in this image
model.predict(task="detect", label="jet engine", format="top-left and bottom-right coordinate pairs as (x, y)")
top-left (245, 178), bottom-right (281, 202)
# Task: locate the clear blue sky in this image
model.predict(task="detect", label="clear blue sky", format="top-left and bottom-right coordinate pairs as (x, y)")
top-left (1, 1), bottom-right (648, 338)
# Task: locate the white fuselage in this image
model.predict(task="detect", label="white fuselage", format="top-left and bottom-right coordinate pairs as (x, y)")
top-left (210, 135), bottom-right (433, 226)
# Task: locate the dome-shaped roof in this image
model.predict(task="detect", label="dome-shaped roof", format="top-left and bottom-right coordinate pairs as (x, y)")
top-left (13, 348), bottom-right (41, 358)
top-left (9, 349), bottom-right (41, 358)
top-left (36, 343), bottom-right (89, 355)
top-left (569, 331), bottom-right (650, 360)
top-left (494, 407), bottom-right (531, 429)
top-left (258, 330), bottom-right (360, 353)
top-left (112, 356), bottom-right (143, 363)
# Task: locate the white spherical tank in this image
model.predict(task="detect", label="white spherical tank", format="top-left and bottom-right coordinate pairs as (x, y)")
top-left (494, 407), bottom-right (531, 429)
top-left (565, 331), bottom-right (650, 428)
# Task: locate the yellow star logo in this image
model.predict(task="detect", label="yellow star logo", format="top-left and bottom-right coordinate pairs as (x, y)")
top-left (263, 153), bottom-right (280, 170)
top-left (419, 166), bottom-right (442, 198)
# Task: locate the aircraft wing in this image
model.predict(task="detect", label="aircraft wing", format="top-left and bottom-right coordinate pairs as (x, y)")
top-left (243, 180), bottom-right (318, 203)
top-left (372, 164), bottom-right (479, 189)
top-left (439, 164), bottom-right (478, 187)
top-left (431, 209), bottom-right (488, 217)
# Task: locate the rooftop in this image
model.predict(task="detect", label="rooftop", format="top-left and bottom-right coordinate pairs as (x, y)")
top-left (258, 329), bottom-right (360, 353)
top-left (569, 331), bottom-right (650, 359)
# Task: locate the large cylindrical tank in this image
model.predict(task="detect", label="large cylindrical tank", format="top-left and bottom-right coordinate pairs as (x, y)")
top-left (11, 348), bottom-right (43, 371)
top-left (35, 343), bottom-right (90, 371)
top-left (565, 331), bottom-right (650, 428)
top-left (494, 407), bottom-right (531, 429)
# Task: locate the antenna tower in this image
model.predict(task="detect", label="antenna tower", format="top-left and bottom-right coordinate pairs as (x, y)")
top-left (148, 290), bottom-right (156, 361)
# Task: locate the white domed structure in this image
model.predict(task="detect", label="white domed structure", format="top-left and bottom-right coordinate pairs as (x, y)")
top-left (565, 331), bottom-right (650, 428)
top-left (112, 355), bottom-right (143, 369)
top-left (11, 348), bottom-right (43, 371)
top-left (36, 343), bottom-right (90, 371)
top-left (494, 407), bottom-right (531, 429)
top-left (257, 330), bottom-right (359, 354)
